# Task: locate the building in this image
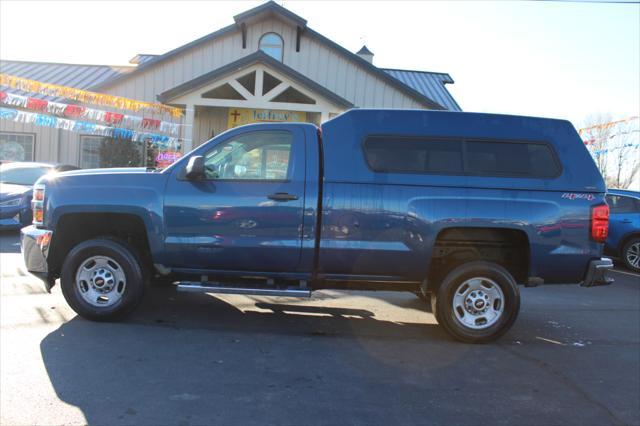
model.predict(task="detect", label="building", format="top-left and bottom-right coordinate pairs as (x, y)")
top-left (0, 1), bottom-right (460, 168)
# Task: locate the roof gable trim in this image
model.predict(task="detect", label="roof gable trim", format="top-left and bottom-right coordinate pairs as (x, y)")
top-left (157, 50), bottom-right (354, 109)
top-left (233, 1), bottom-right (307, 28)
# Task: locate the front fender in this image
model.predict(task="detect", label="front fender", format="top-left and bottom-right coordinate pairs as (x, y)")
top-left (42, 174), bottom-right (168, 260)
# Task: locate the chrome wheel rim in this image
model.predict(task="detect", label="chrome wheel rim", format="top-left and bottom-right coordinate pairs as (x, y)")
top-left (452, 277), bottom-right (505, 330)
top-left (626, 242), bottom-right (640, 269)
top-left (75, 256), bottom-right (126, 307)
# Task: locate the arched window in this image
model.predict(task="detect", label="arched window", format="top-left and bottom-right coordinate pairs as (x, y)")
top-left (259, 33), bottom-right (284, 61)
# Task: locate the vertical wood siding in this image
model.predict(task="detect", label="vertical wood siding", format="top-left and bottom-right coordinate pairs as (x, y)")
top-left (192, 107), bottom-right (229, 147)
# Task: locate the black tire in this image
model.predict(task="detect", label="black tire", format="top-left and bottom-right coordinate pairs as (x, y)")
top-left (621, 237), bottom-right (640, 272)
top-left (431, 261), bottom-right (520, 343)
top-left (60, 238), bottom-right (146, 321)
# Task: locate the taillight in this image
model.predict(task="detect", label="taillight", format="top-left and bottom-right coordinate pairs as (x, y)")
top-left (590, 204), bottom-right (609, 243)
top-left (32, 184), bottom-right (45, 226)
top-left (33, 187), bottom-right (45, 202)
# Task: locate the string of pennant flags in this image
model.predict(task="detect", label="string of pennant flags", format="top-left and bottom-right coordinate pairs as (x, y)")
top-left (578, 116), bottom-right (640, 158)
top-left (591, 143), bottom-right (640, 157)
top-left (581, 129), bottom-right (640, 146)
top-left (0, 73), bottom-right (183, 118)
top-left (578, 116), bottom-right (639, 135)
top-left (0, 106), bottom-right (182, 150)
top-left (0, 91), bottom-right (183, 136)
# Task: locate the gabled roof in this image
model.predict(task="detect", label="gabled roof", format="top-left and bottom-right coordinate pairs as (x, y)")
top-left (234, 1), bottom-right (307, 28)
top-left (90, 2), bottom-right (447, 109)
top-left (157, 50), bottom-right (354, 108)
top-left (382, 68), bottom-right (461, 111)
top-left (0, 3), bottom-right (460, 111)
top-left (356, 45), bottom-right (374, 55)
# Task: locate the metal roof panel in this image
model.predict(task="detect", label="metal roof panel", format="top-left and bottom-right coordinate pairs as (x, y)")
top-left (382, 69), bottom-right (461, 111)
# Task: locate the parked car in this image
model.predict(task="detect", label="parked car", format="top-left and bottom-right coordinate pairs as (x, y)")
top-left (21, 110), bottom-right (613, 343)
top-left (605, 189), bottom-right (640, 272)
top-left (0, 162), bottom-right (79, 230)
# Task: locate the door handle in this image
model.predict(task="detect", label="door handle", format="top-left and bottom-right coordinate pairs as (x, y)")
top-left (268, 192), bottom-right (299, 202)
top-left (621, 219), bottom-right (632, 224)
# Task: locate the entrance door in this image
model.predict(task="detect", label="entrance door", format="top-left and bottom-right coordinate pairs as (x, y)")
top-left (163, 127), bottom-right (306, 273)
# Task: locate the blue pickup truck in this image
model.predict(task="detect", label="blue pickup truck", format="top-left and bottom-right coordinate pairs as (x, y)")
top-left (21, 110), bottom-right (613, 342)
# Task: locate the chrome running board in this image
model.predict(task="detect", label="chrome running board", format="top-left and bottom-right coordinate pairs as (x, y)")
top-left (176, 282), bottom-right (311, 298)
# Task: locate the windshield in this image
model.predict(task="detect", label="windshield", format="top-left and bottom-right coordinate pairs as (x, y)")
top-left (0, 164), bottom-right (51, 186)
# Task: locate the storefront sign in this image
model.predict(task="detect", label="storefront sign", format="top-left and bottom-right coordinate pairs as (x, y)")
top-left (155, 150), bottom-right (182, 168)
top-left (227, 108), bottom-right (306, 128)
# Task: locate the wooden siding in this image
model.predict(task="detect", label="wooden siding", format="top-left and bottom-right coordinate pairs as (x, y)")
top-left (193, 106), bottom-right (228, 147)
top-left (104, 17), bottom-right (425, 110)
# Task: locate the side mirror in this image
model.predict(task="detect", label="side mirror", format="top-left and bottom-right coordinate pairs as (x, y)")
top-left (185, 155), bottom-right (205, 180)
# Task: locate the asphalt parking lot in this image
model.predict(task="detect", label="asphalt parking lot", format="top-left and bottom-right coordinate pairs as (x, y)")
top-left (0, 231), bottom-right (638, 426)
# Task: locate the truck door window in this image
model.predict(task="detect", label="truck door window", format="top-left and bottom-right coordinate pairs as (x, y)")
top-left (203, 131), bottom-right (293, 180)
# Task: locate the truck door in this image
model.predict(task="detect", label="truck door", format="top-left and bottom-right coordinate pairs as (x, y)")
top-left (163, 127), bottom-right (306, 272)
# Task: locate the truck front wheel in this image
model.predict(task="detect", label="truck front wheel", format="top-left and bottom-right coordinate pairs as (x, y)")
top-left (60, 238), bottom-right (146, 321)
top-left (431, 261), bottom-right (520, 343)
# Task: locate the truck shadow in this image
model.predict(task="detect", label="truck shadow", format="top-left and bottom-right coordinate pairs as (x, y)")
top-left (38, 287), bottom-right (457, 425)
top-left (128, 284), bottom-right (442, 340)
top-left (0, 230), bottom-right (21, 253)
top-left (37, 284), bottom-right (629, 426)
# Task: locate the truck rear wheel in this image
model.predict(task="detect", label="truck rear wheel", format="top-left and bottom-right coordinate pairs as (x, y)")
top-left (60, 238), bottom-right (146, 321)
top-left (431, 261), bottom-right (520, 343)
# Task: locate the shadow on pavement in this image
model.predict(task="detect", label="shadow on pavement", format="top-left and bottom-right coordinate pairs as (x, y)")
top-left (0, 230), bottom-right (21, 253)
top-left (129, 285), bottom-right (442, 340)
top-left (39, 288), bottom-right (453, 425)
top-left (37, 283), bottom-right (636, 425)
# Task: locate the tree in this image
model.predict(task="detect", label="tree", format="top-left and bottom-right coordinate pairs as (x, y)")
top-left (581, 114), bottom-right (639, 190)
top-left (98, 138), bottom-right (142, 168)
top-left (144, 140), bottom-right (158, 169)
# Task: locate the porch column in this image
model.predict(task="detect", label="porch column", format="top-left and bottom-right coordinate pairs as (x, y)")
top-left (182, 104), bottom-right (195, 154)
top-left (320, 111), bottom-right (330, 123)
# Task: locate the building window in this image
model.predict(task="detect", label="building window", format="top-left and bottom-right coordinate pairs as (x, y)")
top-left (0, 132), bottom-right (35, 162)
top-left (259, 33), bottom-right (284, 61)
top-left (80, 136), bottom-right (145, 169)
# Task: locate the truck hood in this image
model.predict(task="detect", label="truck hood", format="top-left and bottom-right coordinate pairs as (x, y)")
top-left (37, 167), bottom-right (168, 190)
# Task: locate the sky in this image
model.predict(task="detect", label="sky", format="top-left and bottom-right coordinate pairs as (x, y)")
top-left (0, 0), bottom-right (638, 127)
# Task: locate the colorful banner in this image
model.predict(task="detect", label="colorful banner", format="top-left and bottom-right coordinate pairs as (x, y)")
top-left (0, 91), bottom-right (181, 136)
top-left (0, 73), bottom-right (183, 118)
top-left (582, 129), bottom-right (640, 146)
top-left (591, 143), bottom-right (640, 157)
top-left (227, 107), bottom-right (307, 128)
top-left (578, 116), bottom-right (639, 135)
top-left (0, 106), bottom-right (181, 150)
